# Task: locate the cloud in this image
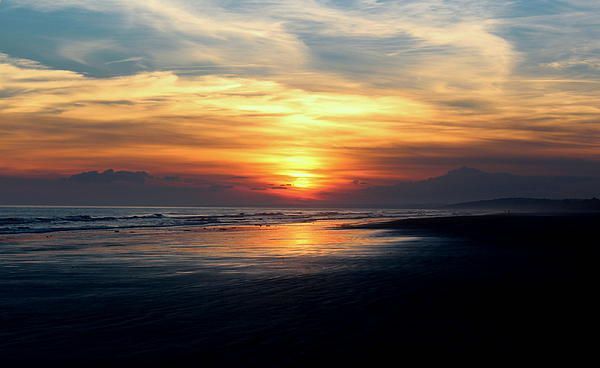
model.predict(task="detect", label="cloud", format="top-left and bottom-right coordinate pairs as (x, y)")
top-left (0, 170), bottom-right (297, 206)
top-left (0, 53), bottom-right (426, 119)
top-left (325, 166), bottom-right (600, 206)
top-left (0, 1), bottom-right (598, 195)
top-left (2, 166), bottom-right (598, 206)
top-left (542, 58), bottom-right (600, 71)
top-left (3, 1), bottom-right (596, 107)
top-left (5, 0), bottom-right (309, 75)
top-left (67, 169), bottom-right (150, 184)
top-left (3, 0), bottom-right (515, 87)
top-left (1, 49), bottom-right (598, 195)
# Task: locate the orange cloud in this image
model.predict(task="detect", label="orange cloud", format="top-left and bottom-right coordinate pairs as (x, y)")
top-left (1, 41), bottom-right (598, 200)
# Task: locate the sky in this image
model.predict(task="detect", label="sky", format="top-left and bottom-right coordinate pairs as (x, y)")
top-left (0, 0), bottom-right (599, 203)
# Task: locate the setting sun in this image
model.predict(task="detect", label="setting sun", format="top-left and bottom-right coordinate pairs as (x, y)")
top-left (0, 0), bottom-right (597, 203)
top-left (290, 174), bottom-right (315, 189)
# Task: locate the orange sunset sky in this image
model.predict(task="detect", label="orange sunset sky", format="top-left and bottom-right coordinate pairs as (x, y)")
top-left (0, 0), bottom-right (599, 201)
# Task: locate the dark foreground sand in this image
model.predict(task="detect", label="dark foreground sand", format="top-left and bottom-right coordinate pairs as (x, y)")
top-left (348, 213), bottom-right (600, 362)
top-left (1, 215), bottom-right (598, 366)
top-left (351, 212), bottom-right (600, 246)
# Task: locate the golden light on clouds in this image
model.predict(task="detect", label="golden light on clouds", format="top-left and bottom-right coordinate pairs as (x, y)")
top-left (0, 0), bottom-right (599, 201)
top-left (0, 56), bottom-right (439, 195)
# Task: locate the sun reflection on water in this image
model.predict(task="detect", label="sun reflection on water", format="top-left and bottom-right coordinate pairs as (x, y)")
top-left (2, 221), bottom-right (413, 275)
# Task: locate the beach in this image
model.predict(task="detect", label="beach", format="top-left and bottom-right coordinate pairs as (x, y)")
top-left (351, 212), bottom-right (600, 245)
top-left (0, 208), bottom-right (596, 365)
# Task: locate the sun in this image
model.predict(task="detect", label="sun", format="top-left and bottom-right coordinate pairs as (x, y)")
top-left (274, 155), bottom-right (322, 190)
top-left (292, 175), bottom-right (313, 189)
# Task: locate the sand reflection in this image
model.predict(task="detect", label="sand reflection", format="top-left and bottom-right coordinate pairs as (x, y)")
top-left (1, 220), bottom-right (406, 275)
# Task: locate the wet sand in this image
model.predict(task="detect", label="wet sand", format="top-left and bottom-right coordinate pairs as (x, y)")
top-left (1, 217), bottom-right (596, 365)
top-left (350, 212), bottom-right (600, 246)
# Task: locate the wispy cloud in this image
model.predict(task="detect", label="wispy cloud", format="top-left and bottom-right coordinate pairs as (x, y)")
top-left (0, 0), bottom-right (598, 196)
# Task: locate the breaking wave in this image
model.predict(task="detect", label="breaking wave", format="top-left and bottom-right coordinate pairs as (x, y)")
top-left (0, 207), bottom-right (448, 234)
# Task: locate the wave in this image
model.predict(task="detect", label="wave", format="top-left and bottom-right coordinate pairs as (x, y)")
top-left (0, 213), bottom-right (167, 226)
top-left (0, 208), bottom-right (452, 235)
top-left (0, 220), bottom-right (220, 235)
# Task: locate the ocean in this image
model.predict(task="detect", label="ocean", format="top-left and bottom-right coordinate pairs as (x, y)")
top-left (0, 206), bottom-right (586, 365)
top-left (0, 206), bottom-right (454, 235)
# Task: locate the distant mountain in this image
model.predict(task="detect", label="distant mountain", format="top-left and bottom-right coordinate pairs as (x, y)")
top-left (340, 167), bottom-right (600, 206)
top-left (446, 198), bottom-right (600, 212)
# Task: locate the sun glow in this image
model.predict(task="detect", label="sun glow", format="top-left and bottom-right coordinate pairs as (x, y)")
top-left (290, 173), bottom-right (315, 189)
top-left (275, 155), bottom-right (324, 192)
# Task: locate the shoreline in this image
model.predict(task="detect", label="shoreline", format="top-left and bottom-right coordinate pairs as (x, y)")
top-left (345, 212), bottom-right (600, 246)
top-left (1, 211), bottom-right (596, 364)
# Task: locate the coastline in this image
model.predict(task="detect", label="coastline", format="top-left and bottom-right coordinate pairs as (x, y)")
top-left (346, 212), bottom-right (600, 246)
top-left (1, 211), bottom-right (596, 364)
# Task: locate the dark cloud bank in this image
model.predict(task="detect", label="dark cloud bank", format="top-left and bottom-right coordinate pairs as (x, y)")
top-left (0, 167), bottom-right (599, 207)
top-left (332, 167), bottom-right (600, 207)
top-left (0, 169), bottom-right (287, 207)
